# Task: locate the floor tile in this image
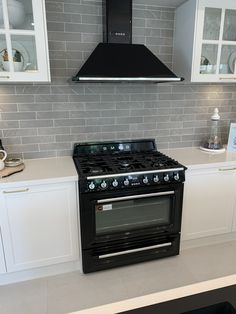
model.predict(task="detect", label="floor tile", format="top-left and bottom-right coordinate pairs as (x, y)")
top-left (0, 278), bottom-right (47, 314)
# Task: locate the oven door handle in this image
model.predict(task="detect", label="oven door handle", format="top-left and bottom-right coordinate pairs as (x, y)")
top-left (97, 191), bottom-right (175, 204)
top-left (98, 242), bottom-right (172, 259)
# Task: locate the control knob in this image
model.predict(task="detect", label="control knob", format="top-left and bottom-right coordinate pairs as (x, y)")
top-left (88, 181), bottom-right (95, 190)
top-left (153, 175), bottom-right (159, 183)
top-left (100, 180), bottom-right (107, 189)
top-left (143, 176), bottom-right (149, 184)
top-left (112, 179), bottom-right (119, 187)
top-left (174, 172), bottom-right (180, 181)
top-left (164, 174), bottom-right (170, 182)
top-left (123, 178), bottom-right (130, 186)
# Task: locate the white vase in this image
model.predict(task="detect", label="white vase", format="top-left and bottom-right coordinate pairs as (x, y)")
top-left (0, 0), bottom-right (25, 28)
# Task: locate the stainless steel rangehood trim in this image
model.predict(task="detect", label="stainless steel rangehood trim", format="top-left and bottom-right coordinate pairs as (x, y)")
top-left (78, 77), bottom-right (182, 82)
top-left (72, 0), bottom-right (184, 84)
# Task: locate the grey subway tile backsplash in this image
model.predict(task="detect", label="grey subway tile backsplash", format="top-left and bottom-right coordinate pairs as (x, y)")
top-left (0, 0), bottom-right (236, 159)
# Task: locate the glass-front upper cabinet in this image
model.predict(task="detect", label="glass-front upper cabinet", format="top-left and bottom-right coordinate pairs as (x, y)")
top-left (173, 0), bottom-right (236, 83)
top-left (0, 0), bottom-right (50, 82)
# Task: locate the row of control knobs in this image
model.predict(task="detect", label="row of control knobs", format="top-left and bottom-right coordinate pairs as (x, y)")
top-left (88, 172), bottom-right (180, 190)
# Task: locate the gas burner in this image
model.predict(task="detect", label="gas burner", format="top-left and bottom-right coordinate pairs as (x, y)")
top-left (90, 167), bottom-right (103, 174)
top-left (119, 160), bottom-right (131, 168)
top-left (153, 162), bottom-right (165, 168)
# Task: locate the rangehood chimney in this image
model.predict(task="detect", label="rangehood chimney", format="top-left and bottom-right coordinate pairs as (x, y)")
top-left (72, 0), bottom-right (184, 83)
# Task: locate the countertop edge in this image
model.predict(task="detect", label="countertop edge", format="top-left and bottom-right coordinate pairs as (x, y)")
top-left (69, 274), bottom-right (236, 314)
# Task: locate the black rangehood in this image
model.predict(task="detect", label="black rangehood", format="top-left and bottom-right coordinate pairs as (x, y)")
top-left (72, 0), bottom-right (183, 83)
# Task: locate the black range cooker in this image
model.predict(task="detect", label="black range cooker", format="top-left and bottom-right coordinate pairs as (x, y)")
top-left (73, 139), bottom-right (187, 273)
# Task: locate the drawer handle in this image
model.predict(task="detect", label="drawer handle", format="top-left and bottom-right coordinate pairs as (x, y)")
top-left (218, 167), bottom-right (236, 172)
top-left (219, 77), bottom-right (236, 80)
top-left (3, 188), bottom-right (29, 194)
top-left (0, 76), bottom-right (10, 79)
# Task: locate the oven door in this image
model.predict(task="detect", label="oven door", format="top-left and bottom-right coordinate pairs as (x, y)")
top-left (80, 184), bottom-right (183, 248)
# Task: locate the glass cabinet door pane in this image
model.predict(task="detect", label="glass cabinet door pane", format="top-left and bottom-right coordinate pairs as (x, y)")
top-left (220, 45), bottom-right (236, 74)
top-left (0, 35), bottom-right (9, 72)
top-left (10, 35), bottom-right (38, 72)
top-left (200, 44), bottom-right (218, 74)
top-left (7, 0), bottom-right (34, 30)
top-left (203, 8), bottom-right (222, 40)
top-left (0, 0), bottom-right (5, 29)
top-left (223, 9), bottom-right (236, 41)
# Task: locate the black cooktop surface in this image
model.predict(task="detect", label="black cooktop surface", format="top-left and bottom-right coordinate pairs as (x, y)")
top-left (73, 139), bottom-right (186, 177)
top-left (73, 151), bottom-right (184, 177)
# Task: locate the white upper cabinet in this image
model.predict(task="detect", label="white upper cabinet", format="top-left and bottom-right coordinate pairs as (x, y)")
top-left (173, 0), bottom-right (236, 83)
top-left (0, 0), bottom-right (50, 82)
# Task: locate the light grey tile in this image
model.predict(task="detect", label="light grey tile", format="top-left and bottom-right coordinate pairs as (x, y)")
top-left (0, 121), bottom-right (19, 129)
top-left (54, 119), bottom-right (85, 126)
top-left (46, 2), bottom-right (63, 12)
top-left (22, 136), bottom-right (55, 144)
top-left (1, 112), bottom-right (36, 120)
top-left (0, 95), bottom-right (34, 103)
top-left (39, 142), bottom-right (71, 151)
top-left (6, 144), bottom-right (39, 153)
top-left (0, 86), bottom-right (15, 94)
top-left (64, 3), bottom-right (99, 14)
top-left (20, 120), bottom-right (54, 128)
top-left (3, 128), bottom-right (37, 137)
top-left (16, 86), bottom-right (51, 95)
top-left (47, 22), bottom-right (65, 32)
top-left (18, 103), bottom-right (53, 112)
top-left (38, 127), bottom-right (70, 135)
top-left (23, 151), bottom-right (57, 159)
top-left (0, 104), bottom-right (17, 112)
top-left (37, 111), bottom-right (69, 119)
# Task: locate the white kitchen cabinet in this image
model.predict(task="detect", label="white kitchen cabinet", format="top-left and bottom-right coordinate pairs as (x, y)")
top-left (0, 230), bottom-right (6, 274)
top-left (182, 166), bottom-right (236, 240)
top-left (173, 0), bottom-right (236, 82)
top-left (0, 0), bottom-right (50, 82)
top-left (0, 182), bottom-right (78, 272)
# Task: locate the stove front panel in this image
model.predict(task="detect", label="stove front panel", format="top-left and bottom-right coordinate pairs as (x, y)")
top-left (79, 183), bottom-right (184, 273)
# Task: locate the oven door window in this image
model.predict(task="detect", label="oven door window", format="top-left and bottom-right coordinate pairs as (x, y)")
top-left (95, 191), bottom-right (174, 235)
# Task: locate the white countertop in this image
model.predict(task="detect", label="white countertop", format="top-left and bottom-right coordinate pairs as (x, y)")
top-left (1, 148), bottom-right (236, 187)
top-left (0, 157), bottom-right (78, 188)
top-left (162, 147), bottom-right (236, 170)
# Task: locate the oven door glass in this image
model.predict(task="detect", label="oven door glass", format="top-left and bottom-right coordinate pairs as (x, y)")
top-left (95, 191), bottom-right (175, 235)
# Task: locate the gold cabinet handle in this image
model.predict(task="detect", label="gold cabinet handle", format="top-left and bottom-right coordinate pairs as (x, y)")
top-left (3, 188), bottom-right (29, 194)
top-left (219, 77), bottom-right (236, 80)
top-left (218, 167), bottom-right (236, 172)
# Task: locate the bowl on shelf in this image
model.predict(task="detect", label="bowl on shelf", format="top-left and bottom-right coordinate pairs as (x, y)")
top-left (2, 60), bottom-right (24, 72)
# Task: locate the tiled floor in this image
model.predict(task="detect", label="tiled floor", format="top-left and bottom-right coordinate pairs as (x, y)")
top-left (1, 240), bottom-right (236, 314)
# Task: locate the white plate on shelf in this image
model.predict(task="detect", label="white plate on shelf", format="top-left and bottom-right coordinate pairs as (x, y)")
top-left (228, 51), bottom-right (236, 73)
top-left (0, 41), bottom-right (30, 72)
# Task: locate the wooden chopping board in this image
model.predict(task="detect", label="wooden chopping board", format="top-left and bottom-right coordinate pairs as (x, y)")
top-left (0, 163), bottom-right (25, 178)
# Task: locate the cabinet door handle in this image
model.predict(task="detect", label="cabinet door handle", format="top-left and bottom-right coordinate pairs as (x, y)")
top-left (219, 77), bottom-right (236, 80)
top-left (3, 188), bottom-right (29, 194)
top-left (0, 76), bottom-right (10, 79)
top-left (218, 167), bottom-right (236, 172)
